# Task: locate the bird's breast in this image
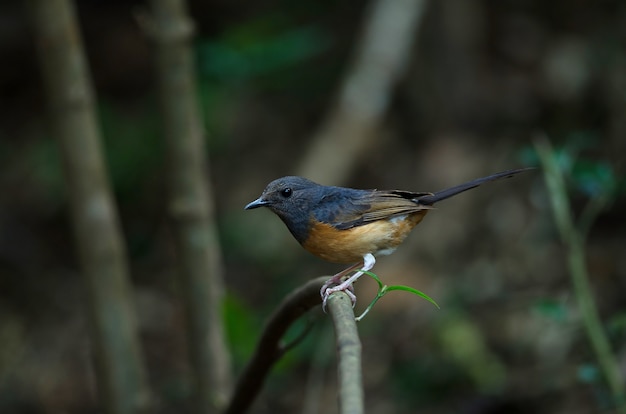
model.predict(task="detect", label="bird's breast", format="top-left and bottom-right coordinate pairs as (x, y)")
top-left (302, 211), bottom-right (428, 264)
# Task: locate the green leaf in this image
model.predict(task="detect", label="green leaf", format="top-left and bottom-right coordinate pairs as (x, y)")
top-left (385, 285), bottom-right (441, 309)
top-left (355, 271), bottom-right (440, 321)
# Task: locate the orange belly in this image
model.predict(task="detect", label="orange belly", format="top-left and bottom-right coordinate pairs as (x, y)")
top-left (302, 211), bottom-right (428, 264)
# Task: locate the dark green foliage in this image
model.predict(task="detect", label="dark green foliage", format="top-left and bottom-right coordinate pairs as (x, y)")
top-left (99, 102), bottom-right (163, 199)
top-left (197, 23), bottom-right (329, 83)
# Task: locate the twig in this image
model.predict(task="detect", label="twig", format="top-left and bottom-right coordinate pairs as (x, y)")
top-left (327, 292), bottom-right (364, 414)
top-left (224, 277), bottom-right (327, 414)
top-left (225, 280), bottom-right (365, 414)
top-left (535, 138), bottom-right (626, 413)
top-left (297, 0), bottom-right (428, 185)
top-left (146, 0), bottom-right (232, 410)
top-left (28, 1), bottom-right (151, 413)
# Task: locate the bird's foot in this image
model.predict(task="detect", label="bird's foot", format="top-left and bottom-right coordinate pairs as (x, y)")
top-left (321, 280), bottom-right (357, 310)
top-left (320, 263), bottom-right (360, 311)
top-left (320, 253), bottom-right (376, 312)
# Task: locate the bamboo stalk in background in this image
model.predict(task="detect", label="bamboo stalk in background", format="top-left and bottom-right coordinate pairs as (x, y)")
top-left (297, 0), bottom-right (428, 185)
top-left (145, 0), bottom-right (232, 411)
top-left (28, 1), bottom-right (151, 413)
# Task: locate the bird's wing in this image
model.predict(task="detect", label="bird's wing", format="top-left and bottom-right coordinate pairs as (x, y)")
top-left (325, 190), bottom-right (434, 230)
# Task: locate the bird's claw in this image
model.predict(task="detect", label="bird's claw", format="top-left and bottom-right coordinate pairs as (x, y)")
top-left (321, 283), bottom-right (357, 312)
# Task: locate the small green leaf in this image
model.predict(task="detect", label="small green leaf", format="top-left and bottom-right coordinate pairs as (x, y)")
top-left (355, 273), bottom-right (440, 321)
top-left (385, 285), bottom-right (440, 309)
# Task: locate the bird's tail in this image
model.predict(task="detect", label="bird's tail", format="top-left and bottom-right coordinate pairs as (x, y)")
top-left (417, 167), bottom-right (533, 205)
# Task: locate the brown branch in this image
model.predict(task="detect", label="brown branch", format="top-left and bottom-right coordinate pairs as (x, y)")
top-left (145, 0), bottom-right (232, 411)
top-left (28, 1), bottom-right (151, 413)
top-left (327, 292), bottom-right (364, 414)
top-left (297, 0), bottom-right (428, 185)
top-left (224, 277), bottom-right (327, 414)
top-left (225, 279), bottom-right (365, 414)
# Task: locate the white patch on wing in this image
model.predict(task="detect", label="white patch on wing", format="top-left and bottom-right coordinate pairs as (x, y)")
top-left (388, 214), bottom-right (408, 224)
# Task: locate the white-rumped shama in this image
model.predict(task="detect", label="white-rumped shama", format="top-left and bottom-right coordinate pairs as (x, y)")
top-left (245, 168), bottom-right (531, 307)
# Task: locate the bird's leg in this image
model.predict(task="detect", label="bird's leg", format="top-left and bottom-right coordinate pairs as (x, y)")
top-left (320, 262), bottom-right (361, 297)
top-left (321, 253), bottom-right (376, 310)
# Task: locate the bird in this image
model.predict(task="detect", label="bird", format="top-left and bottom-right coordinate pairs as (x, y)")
top-left (245, 168), bottom-right (531, 308)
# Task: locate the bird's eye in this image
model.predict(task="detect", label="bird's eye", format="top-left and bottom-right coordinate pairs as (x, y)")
top-left (280, 188), bottom-right (292, 198)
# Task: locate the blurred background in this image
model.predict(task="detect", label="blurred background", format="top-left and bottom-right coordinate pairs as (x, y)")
top-left (1, 0), bottom-right (625, 413)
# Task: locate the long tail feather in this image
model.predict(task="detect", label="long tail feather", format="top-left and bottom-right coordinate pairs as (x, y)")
top-left (418, 167), bottom-right (533, 205)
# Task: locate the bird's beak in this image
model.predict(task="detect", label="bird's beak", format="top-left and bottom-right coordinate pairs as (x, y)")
top-left (244, 197), bottom-right (270, 210)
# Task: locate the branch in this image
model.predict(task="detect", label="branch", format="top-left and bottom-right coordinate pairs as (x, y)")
top-left (327, 292), bottom-right (364, 414)
top-left (535, 138), bottom-right (626, 414)
top-left (297, 0), bottom-right (428, 185)
top-left (225, 278), bottom-right (365, 414)
top-left (224, 277), bottom-right (327, 414)
top-left (28, 1), bottom-right (150, 413)
top-left (145, 0), bottom-right (232, 410)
